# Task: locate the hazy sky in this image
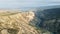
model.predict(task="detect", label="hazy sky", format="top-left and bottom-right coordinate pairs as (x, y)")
top-left (0, 0), bottom-right (60, 9)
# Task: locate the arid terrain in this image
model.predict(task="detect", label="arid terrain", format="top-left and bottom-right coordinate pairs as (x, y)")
top-left (0, 10), bottom-right (51, 34)
top-left (0, 8), bottom-right (60, 34)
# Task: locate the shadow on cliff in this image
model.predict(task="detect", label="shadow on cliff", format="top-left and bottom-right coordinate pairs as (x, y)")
top-left (29, 8), bottom-right (60, 34)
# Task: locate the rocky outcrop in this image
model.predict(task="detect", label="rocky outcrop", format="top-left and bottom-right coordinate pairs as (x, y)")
top-left (0, 11), bottom-right (42, 34)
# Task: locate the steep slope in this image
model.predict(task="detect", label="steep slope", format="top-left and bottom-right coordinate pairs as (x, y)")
top-left (33, 8), bottom-right (60, 34)
top-left (0, 11), bottom-right (42, 34)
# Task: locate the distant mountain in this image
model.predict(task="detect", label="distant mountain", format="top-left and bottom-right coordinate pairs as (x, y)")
top-left (39, 5), bottom-right (60, 9)
top-left (19, 5), bottom-right (60, 11)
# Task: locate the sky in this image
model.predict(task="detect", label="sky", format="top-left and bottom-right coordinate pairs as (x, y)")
top-left (0, 0), bottom-right (60, 9)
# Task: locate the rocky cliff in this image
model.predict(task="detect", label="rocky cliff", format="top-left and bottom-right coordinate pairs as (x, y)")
top-left (0, 11), bottom-right (45, 34)
top-left (0, 8), bottom-right (60, 34)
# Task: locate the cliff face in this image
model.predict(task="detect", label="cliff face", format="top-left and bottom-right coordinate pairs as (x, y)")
top-left (0, 11), bottom-right (43, 34)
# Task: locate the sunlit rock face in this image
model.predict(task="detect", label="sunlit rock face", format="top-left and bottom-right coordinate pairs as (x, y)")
top-left (0, 11), bottom-right (42, 34)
